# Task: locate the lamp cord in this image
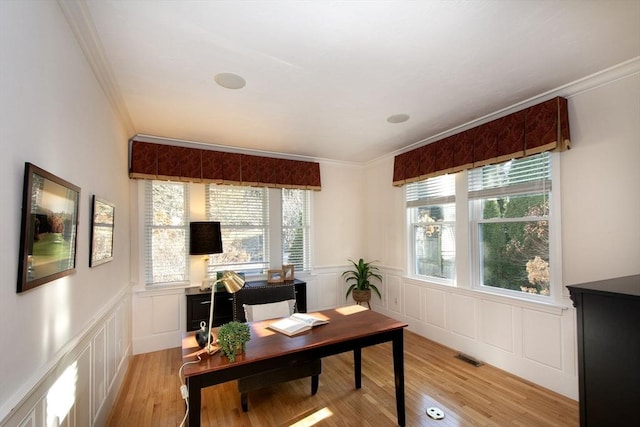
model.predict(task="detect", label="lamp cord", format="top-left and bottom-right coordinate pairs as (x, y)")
top-left (178, 353), bottom-right (202, 427)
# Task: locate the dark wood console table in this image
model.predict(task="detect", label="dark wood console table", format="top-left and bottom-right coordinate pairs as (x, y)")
top-left (182, 305), bottom-right (408, 426)
top-left (185, 279), bottom-right (307, 330)
top-left (567, 275), bottom-right (640, 426)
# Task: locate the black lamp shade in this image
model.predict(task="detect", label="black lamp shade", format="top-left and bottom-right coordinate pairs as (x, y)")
top-left (189, 222), bottom-right (223, 255)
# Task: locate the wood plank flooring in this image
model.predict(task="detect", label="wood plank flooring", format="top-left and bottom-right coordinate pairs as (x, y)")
top-left (107, 331), bottom-right (578, 426)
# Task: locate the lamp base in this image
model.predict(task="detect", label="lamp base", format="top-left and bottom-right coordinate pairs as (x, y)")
top-left (204, 344), bottom-right (220, 355)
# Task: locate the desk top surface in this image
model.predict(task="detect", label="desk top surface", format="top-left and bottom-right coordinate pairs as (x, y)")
top-left (182, 305), bottom-right (407, 377)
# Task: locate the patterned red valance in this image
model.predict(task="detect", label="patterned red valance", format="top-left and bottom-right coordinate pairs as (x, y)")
top-left (392, 97), bottom-right (570, 186)
top-left (129, 140), bottom-right (321, 191)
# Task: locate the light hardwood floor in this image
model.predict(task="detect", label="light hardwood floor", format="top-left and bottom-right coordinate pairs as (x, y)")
top-left (107, 331), bottom-right (578, 426)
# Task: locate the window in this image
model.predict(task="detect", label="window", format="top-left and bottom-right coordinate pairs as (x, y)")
top-left (282, 189), bottom-right (311, 272)
top-left (406, 174), bottom-right (456, 281)
top-left (469, 152), bottom-right (551, 296)
top-left (144, 180), bottom-right (189, 284)
top-left (142, 181), bottom-right (313, 285)
top-left (206, 185), bottom-right (270, 274)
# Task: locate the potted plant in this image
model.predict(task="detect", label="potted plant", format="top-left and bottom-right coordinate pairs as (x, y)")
top-left (342, 258), bottom-right (382, 306)
top-left (217, 321), bottom-right (251, 363)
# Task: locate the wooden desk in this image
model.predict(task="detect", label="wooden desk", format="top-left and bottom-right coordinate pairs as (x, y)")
top-left (182, 305), bottom-right (408, 426)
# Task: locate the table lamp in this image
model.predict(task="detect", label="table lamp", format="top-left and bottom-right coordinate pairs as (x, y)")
top-left (189, 221), bottom-right (246, 354)
top-left (190, 221), bottom-right (223, 290)
top-left (202, 270), bottom-right (246, 354)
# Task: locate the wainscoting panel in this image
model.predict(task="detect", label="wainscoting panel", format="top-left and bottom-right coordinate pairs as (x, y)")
top-left (480, 300), bottom-right (514, 353)
top-left (374, 268), bottom-right (578, 399)
top-left (425, 288), bottom-right (446, 329)
top-left (316, 272), bottom-right (339, 309)
top-left (92, 326), bottom-right (107, 422)
top-left (522, 308), bottom-right (563, 370)
top-left (450, 294), bottom-right (477, 340)
top-left (386, 274), bottom-right (402, 314)
top-left (403, 283), bottom-right (422, 321)
top-left (0, 288), bottom-right (131, 427)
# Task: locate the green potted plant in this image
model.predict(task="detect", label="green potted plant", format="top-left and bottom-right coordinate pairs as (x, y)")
top-left (217, 321), bottom-right (251, 363)
top-left (342, 258), bottom-right (382, 307)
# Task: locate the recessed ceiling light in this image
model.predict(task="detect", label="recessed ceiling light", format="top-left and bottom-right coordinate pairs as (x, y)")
top-left (214, 73), bottom-right (246, 90)
top-left (386, 113), bottom-right (410, 124)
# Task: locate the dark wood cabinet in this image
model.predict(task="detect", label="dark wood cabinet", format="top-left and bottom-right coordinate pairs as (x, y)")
top-left (185, 279), bottom-right (307, 331)
top-left (567, 275), bottom-right (640, 427)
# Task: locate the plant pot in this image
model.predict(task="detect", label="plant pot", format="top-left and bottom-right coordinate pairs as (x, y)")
top-left (352, 289), bottom-right (371, 304)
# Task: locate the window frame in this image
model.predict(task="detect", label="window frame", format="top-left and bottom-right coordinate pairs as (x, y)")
top-left (406, 174), bottom-right (456, 284)
top-left (139, 181), bottom-right (313, 287)
top-left (468, 152), bottom-right (554, 301)
top-left (143, 180), bottom-right (190, 286)
top-left (404, 151), bottom-right (563, 304)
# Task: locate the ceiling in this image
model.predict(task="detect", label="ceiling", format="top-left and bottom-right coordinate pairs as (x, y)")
top-left (69, 0), bottom-right (639, 163)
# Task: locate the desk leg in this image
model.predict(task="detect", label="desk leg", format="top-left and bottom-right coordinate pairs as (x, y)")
top-left (392, 329), bottom-right (406, 426)
top-left (187, 377), bottom-right (201, 427)
top-left (354, 347), bottom-right (362, 389)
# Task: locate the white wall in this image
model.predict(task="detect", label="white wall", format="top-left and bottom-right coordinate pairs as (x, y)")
top-left (0, 2), bottom-right (132, 425)
top-left (364, 68), bottom-right (640, 400)
top-left (561, 73), bottom-right (640, 284)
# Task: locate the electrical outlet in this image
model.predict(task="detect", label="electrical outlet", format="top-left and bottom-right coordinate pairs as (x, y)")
top-left (426, 407), bottom-right (445, 420)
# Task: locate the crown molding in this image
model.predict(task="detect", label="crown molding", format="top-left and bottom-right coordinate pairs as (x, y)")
top-left (376, 56), bottom-right (640, 164)
top-left (57, 0), bottom-right (136, 136)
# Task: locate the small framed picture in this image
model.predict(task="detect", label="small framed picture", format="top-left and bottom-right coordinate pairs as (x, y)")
top-left (267, 269), bottom-right (284, 284)
top-left (282, 264), bottom-right (294, 281)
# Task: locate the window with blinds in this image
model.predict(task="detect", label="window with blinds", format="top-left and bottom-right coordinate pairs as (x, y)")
top-left (282, 189), bottom-right (311, 272)
top-left (144, 180), bottom-right (189, 284)
top-left (469, 152), bottom-right (552, 296)
top-left (205, 185), bottom-right (270, 274)
top-left (406, 174), bottom-right (456, 281)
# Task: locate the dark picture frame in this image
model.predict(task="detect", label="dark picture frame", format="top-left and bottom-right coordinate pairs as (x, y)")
top-left (89, 195), bottom-right (115, 267)
top-left (17, 163), bottom-right (80, 293)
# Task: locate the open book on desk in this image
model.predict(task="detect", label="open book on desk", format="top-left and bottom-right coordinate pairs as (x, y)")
top-left (268, 313), bottom-right (329, 336)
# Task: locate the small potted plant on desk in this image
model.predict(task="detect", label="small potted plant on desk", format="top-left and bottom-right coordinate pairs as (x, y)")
top-left (217, 321), bottom-right (251, 363)
top-left (342, 258), bottom-right (382, 309)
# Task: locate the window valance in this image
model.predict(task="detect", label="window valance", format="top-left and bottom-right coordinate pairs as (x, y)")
top-left (392, 97), bottom-right (570, 186)
top-left (129, 139), bottom-right (321, 191)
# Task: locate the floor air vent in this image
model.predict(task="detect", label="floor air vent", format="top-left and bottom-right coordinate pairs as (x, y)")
top-left (455, 352), bottom-right (484, 367)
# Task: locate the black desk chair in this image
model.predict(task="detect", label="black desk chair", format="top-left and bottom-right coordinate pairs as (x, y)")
top-left (232, 283), bottom-right (321, 412)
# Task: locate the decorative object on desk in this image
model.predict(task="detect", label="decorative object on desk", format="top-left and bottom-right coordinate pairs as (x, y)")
top-left (217, 321), bottom-right (251, 362)
top-left (282, 264), bottom-right (295, 281)
top-left (195, 321), bottom-right (212, 348)
top-left (17, 162), bottom-right (80, 293)
top-left (89, 195), bottom-right (115, 267)
top-left (342, 258), bottom-right (382, 309)
top-left (267, 269), bottom-right (284, 283)
top-left (189, 221), bottom-right (223, 290)
top-left (203, 270), bottom-right (246, 354)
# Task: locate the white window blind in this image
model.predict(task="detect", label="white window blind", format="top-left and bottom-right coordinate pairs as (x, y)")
top-left (469, 152), bottom-right (551, 200)
top-left (406, 173), bottom-right (456, 207)
top-left (205, 185), bottom-right (269, 274)
top-left (144, 180), bottom-right (189, 284)
top-left (282, 189), bottom-right (311, 272)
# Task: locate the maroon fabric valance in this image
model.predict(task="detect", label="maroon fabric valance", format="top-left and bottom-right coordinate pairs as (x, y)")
top-left (129, 140), bottom-right (321, 191)
top-left (392, 97), bottom-right (570, 186)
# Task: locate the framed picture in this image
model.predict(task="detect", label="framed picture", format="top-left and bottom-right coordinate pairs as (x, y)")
top-left (17, 163), bottom-right (80, 293)
top-left (267, 269), bottom-right (284, 284)
top-left (90, 195), bottom-right (115, 267)
top-left (282, 264), bottom-right (295, 281)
